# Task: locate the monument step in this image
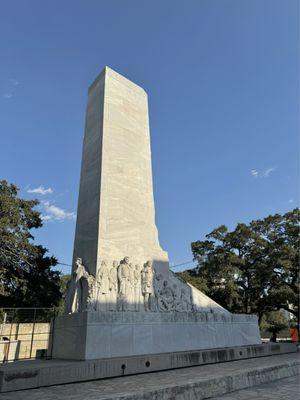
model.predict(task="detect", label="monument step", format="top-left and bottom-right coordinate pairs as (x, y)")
top-left (0, 343), bottom-right (297, 393)
top-left (0, 352), bottom-right (299, 400)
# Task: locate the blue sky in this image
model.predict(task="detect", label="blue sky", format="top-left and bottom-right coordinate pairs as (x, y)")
top-left (1, 0), bottom-right (298, 274)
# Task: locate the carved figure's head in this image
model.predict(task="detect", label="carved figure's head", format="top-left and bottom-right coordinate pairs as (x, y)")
top-left (113, 260), bottom-right (118, 268)
top-left (76, 257), bottom-right (82, 267)
top-left (123, 256), bottom-right (130, 264)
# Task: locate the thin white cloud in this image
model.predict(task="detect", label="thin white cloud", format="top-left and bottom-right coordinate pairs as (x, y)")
top-left (42, 201), bottom-right (76, 221)
top-left (2, 78), bottom-right (20, 99)
top-left (9, 78), bottom-right (19, 86)
top-left (250, 166), bottom-right (277, 179)
top-left (3, 93), bottom-right (13, 99)
top-left (262, 166), bottom-right (277, 178)
top-left (288, 199), bottom-right (294, 204)
top-left (251, 169), bottom-right (259, 178)
top-left (27, 185), bottom-right (53, 195)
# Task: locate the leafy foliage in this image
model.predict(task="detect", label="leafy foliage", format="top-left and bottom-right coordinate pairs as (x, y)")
top-left (53, 274), bottom-right (71, 316)
top-left (261, 310), bottom-right (289, 342)
top-left (180, 209), bottom-right (299, 329)
top-left (0, 180), bottom-right (61, 308)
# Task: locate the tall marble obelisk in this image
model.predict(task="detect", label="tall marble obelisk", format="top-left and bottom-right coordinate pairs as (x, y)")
top-left (72, 67), bottom-right (168, 276)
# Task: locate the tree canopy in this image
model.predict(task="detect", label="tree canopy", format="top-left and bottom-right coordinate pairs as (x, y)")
top-left (180, 209), bottom-right (299, 329)
top-left (0, 180), bottom-right (61, 308)
top-left (260, 310), bottom-right (289, 343)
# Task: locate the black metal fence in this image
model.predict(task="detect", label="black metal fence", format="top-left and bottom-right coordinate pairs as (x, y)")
top-left (0, 308), bottom-right (57, 362)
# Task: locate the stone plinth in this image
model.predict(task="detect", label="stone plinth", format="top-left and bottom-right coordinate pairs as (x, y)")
top-left (51, 311), bottom-right (261, 360)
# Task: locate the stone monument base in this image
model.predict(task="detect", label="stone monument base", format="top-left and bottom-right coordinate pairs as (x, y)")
top-left (51, 311), bottom-right (261, 360)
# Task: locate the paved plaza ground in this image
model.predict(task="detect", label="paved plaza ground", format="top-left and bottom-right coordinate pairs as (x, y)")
top-left (3, 377), bottom-right (298, 400)
top-left (211, 375), bottom-right (299, 400)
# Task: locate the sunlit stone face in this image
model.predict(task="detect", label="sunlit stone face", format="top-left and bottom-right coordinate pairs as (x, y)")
top-left (72, 66), bottom-right (169, 277)
top-left (67, 67), bottom-right (229, 316)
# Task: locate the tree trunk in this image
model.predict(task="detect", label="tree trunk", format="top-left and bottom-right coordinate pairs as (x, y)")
top-left (270, 331), bottom-right (277, 343)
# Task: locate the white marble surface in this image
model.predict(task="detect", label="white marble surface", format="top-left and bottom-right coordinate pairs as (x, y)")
top-left (67, 66), bottom-right (240, 318)
top-left (52, 311), bottom-right (261, 360)
top-left (73, 67), bottom-right (169, 278)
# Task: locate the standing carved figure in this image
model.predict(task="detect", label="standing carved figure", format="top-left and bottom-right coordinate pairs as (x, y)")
top-left (133, 264), bottom-right (142, 311)
top-left (141, 261), bottom-right (154, 311)
top-left (96, 260), bottom-right (110, 311)
top-left (117, 257), bottom-right (131, 311)
top-left (108, 260), bottom-right (118, 311)
top-left (177, 288), bottom-right (192, 312)
top-left (95, 266), bottom-right (102, 311)
top-left (127, 262), bottom-right (135, 311)
top-left (66, 258), bottom-right (91, 313)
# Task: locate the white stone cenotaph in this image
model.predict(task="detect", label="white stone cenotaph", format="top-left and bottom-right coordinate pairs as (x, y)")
top-left (52, 67), bottom-right (261, 360)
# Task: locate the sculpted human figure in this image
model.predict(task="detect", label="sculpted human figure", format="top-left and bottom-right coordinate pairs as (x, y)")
top-left (133, 264), bottom-right (142, 311)
top-left (95, 267), bottom-right (102, 301)
top-left (96, 260), bottom-right (109, 311)
top-left (127, 262), bottom-right (135, 310)
top-left (117, 256), bottom-right (131, 311)
top-left (108, 260), bottom-right (118, 311)
top-left (86, 274), bottom-right (96, 311)
top-left (158, 280), bottom-right (175, 311)
top-left (66, 258), bottom-right (91, 313)
top-left (100, 261), bottom-right (110, 295)
top-left (173, 286), bottom-right (192, 312)
top-left (141, 261), bottom-right (154, 311)
top-left (178, 288), bottom-right (192, 312)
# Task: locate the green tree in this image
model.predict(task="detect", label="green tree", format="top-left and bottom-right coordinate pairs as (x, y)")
top-left (251, 210), bottom-right (299, 331)
top-left (53, 274), bottom-right (71, 316)
top-left (0, 180), bottom-right (61, 308)
top-left (261, 310), bottom-right (289, 343)
top-left (181, 209), bottom-right (299, 330)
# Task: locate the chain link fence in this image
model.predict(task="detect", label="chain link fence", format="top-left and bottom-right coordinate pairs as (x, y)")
top-left (0, 308), bottom-right (58, 362)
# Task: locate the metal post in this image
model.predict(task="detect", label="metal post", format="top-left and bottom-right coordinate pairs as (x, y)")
top-left (0, 312), bottom-right (7, 337)
top-left (48, 314), bottom-right (55, 360)
top-left (5, 309), bottom-right (16, 362)
top-left (29, 308), bottom-right (37, 359)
